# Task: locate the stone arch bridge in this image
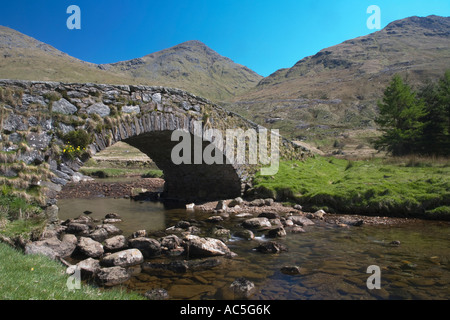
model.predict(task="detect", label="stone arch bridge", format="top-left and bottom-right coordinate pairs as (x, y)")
top-left (0, 79), bottom-right (307, 206)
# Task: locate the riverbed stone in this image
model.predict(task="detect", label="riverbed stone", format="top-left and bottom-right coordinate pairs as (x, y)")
top-left (104, 235), bottom-right (128, 252)
top-left (288, 215), bottom-right (315, 227)
top-left (215, 200), bottom-right (227, 211)
top-left (287, 225), bottom-right (306, 233)
top-left (184, 235), bottom-right (234, 258)
top-left (254, 241), bottom-right (288, 254)
top-left (103, 218), bottom-right (122, 224)
top-left (95, 266), bottom-right (131, 287)
top-left (266, 226), bottom-right (287, 238)
top-left (100, 249), bottom-right (144, 268)
top-left (66, 222), bottom-right (90, 236)
top-left (249, 199), bottom-right (265, 207)
top-left (89, 227), bottom-right (109, 242)
top-left (258, 211), bottom-right (280, 219)
top-left (160, 234), bottom-right (183, 250)
top-left (61, 234), bottom-right (78, 246)
top-left (105, 213), bottom-right (121, 220)
top-left (213, 228), bottom-right (231, 241)
top-left (207, 216), bottom-right (223, 223)
top-left (128, 237), bottom-right (161, 258)
top-left (131, 230), bottom-right (147, 238)
top-left (281, 266), bottom-right (302, 275)
top-left (77, 237), bottom-right (104, 258)
top-left (228, 197), bottom-right (244, 207)
top-left (98, 224), bottom-right (122, 237)
top-left (242, 217), bottom-right (272, 230)
top-left (233, 229), bottom-right (254, 240)
top-left (230, 278), bottom-right (256, 299)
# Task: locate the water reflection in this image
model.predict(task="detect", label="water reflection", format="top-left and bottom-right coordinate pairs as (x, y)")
top-left (58, 197), bottom-right (450, 300)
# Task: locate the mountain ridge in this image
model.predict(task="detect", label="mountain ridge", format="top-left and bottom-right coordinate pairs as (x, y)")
top-left (226, 15), bottom-right (450, 153)
top-left (101, 40), bottom-right (262, 101)
top-left (0, 28), bottom-right (262, 102)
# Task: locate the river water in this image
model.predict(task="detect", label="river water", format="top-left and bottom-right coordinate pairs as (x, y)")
top-left (57, 196), bottom-right (450, 300)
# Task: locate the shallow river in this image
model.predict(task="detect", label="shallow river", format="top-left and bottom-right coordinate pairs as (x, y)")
top-left (58, 197), bottom-right (450, 300)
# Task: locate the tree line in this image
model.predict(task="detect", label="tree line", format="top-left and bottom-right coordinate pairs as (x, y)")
top-left (375, 70), bottom-right (450, 156)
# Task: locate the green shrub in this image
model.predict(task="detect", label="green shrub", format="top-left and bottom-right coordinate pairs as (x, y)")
top-left (63, 130), bottom-right (93, 150)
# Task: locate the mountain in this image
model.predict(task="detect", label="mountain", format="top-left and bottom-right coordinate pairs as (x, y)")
top-left (0, 26), bottom-right (139, 85)
top-left (228, 15), bottom-right (450, 154)
top-left (101, 40), bottom-right (262, 102)
top-left (0, 27), bottom-right (262, 102)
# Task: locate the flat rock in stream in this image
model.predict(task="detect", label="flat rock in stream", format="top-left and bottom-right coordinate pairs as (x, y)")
top-left (254, 241), bottom-right (288, 254)
top-left (95, 266), bottom-right (131, 287)
top-left (184, 235), bottom-right (235, 258)
top-left (287, 215), bottom-right (315, 227)
top-left (100, 249), bottom-right (144, 267)
top-left (128, 237), bottom-right (161, 258)
top-left (242, 217), bottom-right (272, 230)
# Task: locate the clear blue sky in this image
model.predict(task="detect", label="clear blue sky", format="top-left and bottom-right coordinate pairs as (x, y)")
top-left (1, 0), bottom-right (449, 77)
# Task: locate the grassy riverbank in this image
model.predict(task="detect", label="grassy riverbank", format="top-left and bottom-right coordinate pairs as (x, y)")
top-left (0, 242), bottom-right (144, 300)
top-left (253, 155), bottom-right (450, 220)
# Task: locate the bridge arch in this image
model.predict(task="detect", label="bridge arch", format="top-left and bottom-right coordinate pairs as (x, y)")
top-left (0, 80), bottom-right (307, 206)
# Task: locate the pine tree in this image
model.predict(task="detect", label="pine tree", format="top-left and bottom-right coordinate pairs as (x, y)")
top-left (436, 70), bottom-right (450, 155)
top-left (418, 71), bottom-right (450, 155)
top-left (374, 74), bottom-right (427, 156)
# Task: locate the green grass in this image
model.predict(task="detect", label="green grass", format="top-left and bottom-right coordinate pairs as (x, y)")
top-left (253, 156), bottom-right (450, 219)
top-left (0, 242), bottom-right (145, 300)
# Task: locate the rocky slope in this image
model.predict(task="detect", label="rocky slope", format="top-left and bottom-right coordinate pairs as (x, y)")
top-left (228, 15), bottom-right (450, 150)
top-left (101, 40), bottom-right (263, 102)
top-left (0, 27), bottom-right (261, 102)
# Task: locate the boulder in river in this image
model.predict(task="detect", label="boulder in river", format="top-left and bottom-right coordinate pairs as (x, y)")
top-left (104, 235), bottom-right (128, 252)
top-left (184, 235), bottom-right (235, 258)
top-left (242, 217), bottom-right (272, 230)
top-left (254, 241), bottom-right (288, 254)
top-left (88, 227), bottom-right (109, 242)
top-left (230, 278), bottom-right (256, 299)
top-left (98, 224), bottom-right (122, 236)
top-left (281, 265), bottom-right (302, 275)
top-left (128, 237), bottom-right (161, 258)
top-left (77, 237), bottom-right (104, 258)
top-left (288, 215), bottom-right (315, 227)
top-left (95, 266), bottom-right (130, 287)
top-left (266, 226), bottom-right (287, 238)
top-left (228, 197), bottom-right (244, 207)
top-left (100, 249), bottom-right (144, 268)
top-left (233, 229), bottom-right (255, 240)
top-left (65, 222), bottom-right (90, 236)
